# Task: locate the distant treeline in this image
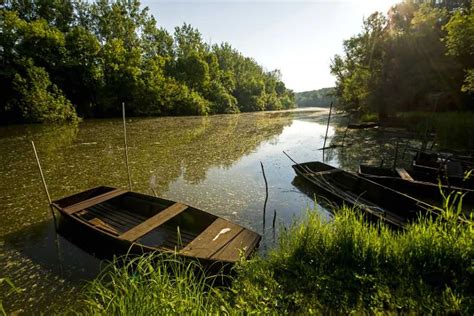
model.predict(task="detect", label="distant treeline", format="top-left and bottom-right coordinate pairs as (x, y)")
top-left (331, 0), bottom-right (474, 118)
top-left (0, 0), bottom-right (295, 124)
top-left (295, 87), bottom-right (336, 107)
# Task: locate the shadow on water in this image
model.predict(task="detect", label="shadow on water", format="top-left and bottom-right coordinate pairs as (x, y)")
top-left (1, 217), bottom-right (103, 313)
top-left (290, 176), bottom-right (333, 219)
top-left (325, 117), bottom-right (424, 171)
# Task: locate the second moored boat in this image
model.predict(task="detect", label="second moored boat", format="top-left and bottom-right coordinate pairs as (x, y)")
top-left (291, 161), bottom-right (440, 228)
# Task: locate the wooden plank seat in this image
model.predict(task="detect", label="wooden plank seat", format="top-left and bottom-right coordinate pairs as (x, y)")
top-left (119, 203), bottom-right (188, 242)
top-left (64, 188), bottom-right (127, 215)
top-left (211, 229), bottom-right (260, 262)
top-left (180, 218), bottom-right (244, 259)
top-left (396, 168), bottom-right (414, 181)
top-left (313, 169), bottom-right (343, 176)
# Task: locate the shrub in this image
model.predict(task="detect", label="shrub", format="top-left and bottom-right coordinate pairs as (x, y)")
top-left (10, 59), bottom-right (78, 123)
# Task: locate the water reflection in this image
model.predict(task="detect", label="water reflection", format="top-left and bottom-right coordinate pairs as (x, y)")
top-left (325, 118), bottom-right (423, 171)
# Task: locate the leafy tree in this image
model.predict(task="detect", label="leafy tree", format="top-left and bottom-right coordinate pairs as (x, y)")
top-left (444, 0), bottom-right (474, 93)
top-left (0, 0), bottom-right (295, 124)
top-left (9, 59), bottom-right (77, 123)
top-left (295, 88), bottom-right (336, 107)
top-left (331, 1), bottom-right (471, 117)
top-left (62, 26), bottom-right (101, 117)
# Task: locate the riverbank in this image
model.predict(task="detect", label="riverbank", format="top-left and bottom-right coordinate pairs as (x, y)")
top-left (76, 203), bottom-right (473, 314)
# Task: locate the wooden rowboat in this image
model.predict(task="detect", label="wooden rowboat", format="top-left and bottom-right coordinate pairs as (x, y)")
top-left (292, 161), bottom-right (438, 228)
top-left (347, 122), bottom-right (379, 129)
top-left (52, 186), bottom-right (261, 264)
top-left (411, 151), bottom-right (474, 188)
top-left (358, 164), bottom-right (474, 215)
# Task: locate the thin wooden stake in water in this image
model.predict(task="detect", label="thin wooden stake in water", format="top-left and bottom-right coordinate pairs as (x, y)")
top-left (123, 102), bottom-right (132, 191)
top-left (322, 102), bottom-right (333, 161)
top-left (32, 141), bottom-right (52, 205)
top-left (32, 141), bottom-right (62, 274)
top-left (392, 139), bottom-right (399, 170)
top-left (32, 141), bottom-right (58, 225)
top-left (272, 209), bottom-right (277, 241)
top-left (272, 209), bottom-right (277, 229)
top-left (260, 161), bottom-right (268, 231)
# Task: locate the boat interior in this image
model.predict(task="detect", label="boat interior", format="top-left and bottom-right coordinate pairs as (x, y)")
top-left (53, 186), bottom-right (217, 250)
top-left (297, 162), bottom-right (428, 218)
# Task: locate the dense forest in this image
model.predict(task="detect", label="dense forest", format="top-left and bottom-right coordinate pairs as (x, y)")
top-left (295, 87), bottom-right (336, 107)
top-left (330, 0), bottom-right (474, 119)
top-left (0, 0), bottom-right (295, 124)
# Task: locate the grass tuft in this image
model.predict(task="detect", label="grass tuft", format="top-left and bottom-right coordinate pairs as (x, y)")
top-left (79, 253), bottom-right (229, 314)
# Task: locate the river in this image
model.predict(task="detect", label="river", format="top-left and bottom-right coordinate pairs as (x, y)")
top-left (0, 108), bottom-right (420, 313)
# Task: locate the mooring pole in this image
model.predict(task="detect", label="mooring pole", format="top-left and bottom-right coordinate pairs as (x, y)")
top-left (122, 102), bottom-right (132, 191)
top-left (393, 139), bottom-right (399, 170)
top-left (32, 141), bottom-right (63, 275)
top-left (260, 161), bottom-right (268, 232)
top-left (32, 141), bottom-right (59, 231)
top-left (272, 209), bottom-right (277, 242)
top-left (272, 209), bottom-right (277, 229)
top-left (32, 141), bottom-right (52, 205)
top-left (322, 102), bottom-right (333, 161)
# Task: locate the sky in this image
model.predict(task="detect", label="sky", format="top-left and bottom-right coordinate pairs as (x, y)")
top-left (142, 0), bottom-right (396, 92)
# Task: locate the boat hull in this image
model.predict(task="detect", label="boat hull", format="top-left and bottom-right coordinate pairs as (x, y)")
top-left (358, 165), bottom-right (474, 215)
top-left (292, 162), bottom-right (438, 228)
top-left (52, 186), bottom-right (261, 267)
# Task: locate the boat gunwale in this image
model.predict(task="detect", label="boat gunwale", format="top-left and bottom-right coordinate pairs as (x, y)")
top-left (358, 165), bottom-right (474, 194)
top-left (291, 162), bottom-right (442, 227)
top-left (52, 186), bottom-right (261, 263)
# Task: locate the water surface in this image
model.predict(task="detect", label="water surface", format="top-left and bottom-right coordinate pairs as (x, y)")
top-left (0, 108), bottom-right (420, 313)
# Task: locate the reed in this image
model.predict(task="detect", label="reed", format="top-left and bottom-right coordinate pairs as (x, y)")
top-left (0, 278), bottom-right (22, 316)
top-left (79, 253), bottom-right (229, 314)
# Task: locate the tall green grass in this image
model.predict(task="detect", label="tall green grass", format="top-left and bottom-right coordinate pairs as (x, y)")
top-left (80, 254), bottom-right (228, 314)
top-left (79, 206), bottom-right (474, 314)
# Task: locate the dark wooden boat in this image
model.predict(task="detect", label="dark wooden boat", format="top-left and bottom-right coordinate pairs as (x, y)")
top-left (358, 165), bottom-right (474, 215)
top-left (411, 152), bottom-right (474, 189)
top-left (347, 122), bottom-right (379, 129)
top-left (292, 161), bottom-right (438, 228)
top-left (52, 186), bottom-right (261, 264)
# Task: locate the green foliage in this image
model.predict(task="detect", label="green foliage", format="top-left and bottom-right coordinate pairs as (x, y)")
top-left (233, 206), bottom-right (473, 313)
top-left (9, 59), bottom-right (77, 123)
top-left (0, 0), bottom-right (295, 124)
top-left (295, 87), bottom-right (336, 107)
top-left (444, 0), bottom-right (474, 93)
top-left (360, 112), bottom-right (379, 122)
top-left (80, 253), bottom-right (228, 314)
top-left (331, 1), bottom-right (474, 117)
top-left (81, 203), bottom-right (473, 314)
